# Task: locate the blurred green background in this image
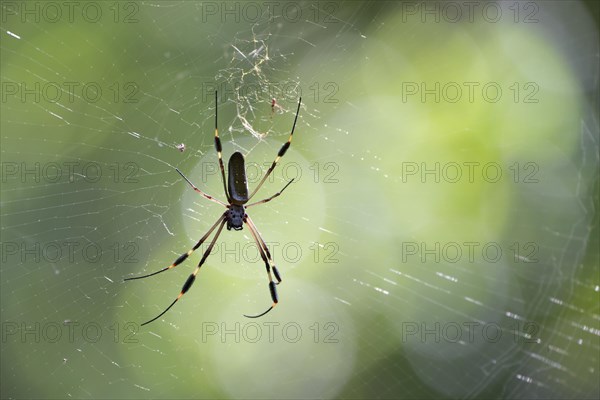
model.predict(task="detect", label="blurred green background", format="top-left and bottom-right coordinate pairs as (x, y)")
top-left (1, 1), bottom-right (598, 399)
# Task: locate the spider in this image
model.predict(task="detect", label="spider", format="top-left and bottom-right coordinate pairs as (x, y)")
top-left (126, 91), bottom-right (301, 326)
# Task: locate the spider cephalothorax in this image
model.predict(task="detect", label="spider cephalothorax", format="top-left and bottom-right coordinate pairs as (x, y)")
top-left (227, 205), bottom-right (245, 231)
top-left (126, 91), bottom-right (301, 325)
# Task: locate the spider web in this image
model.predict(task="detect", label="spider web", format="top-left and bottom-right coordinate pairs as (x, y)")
top-left (1, 1), bottom-right (599, 399)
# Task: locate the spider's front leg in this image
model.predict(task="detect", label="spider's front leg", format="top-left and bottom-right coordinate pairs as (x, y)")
top-left (246, 215), bottom-right (282, 284)
top-left (138, 216), bottom-right (228, 326)
top-left (243, 215), bottom-right (281, 318)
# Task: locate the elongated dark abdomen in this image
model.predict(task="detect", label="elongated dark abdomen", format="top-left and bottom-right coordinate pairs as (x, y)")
top-left (228, 151), bottom-right (249, 205)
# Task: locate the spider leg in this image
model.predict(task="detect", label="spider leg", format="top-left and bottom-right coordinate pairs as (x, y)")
top-left (243, 215), bottom-right (281, 318)
top-left (247, 97), bottom-right (301, 200)
top-left (176, 168), bottom-right (227, 207)
top-left (124, 212), bottom-right (227, 281)
top-left (214, 91), bottom-right (231, 203)
top-left (246, 178), bottom-right (294, 208)
top-left (245, 215), bottom-right (282, 283)
top-left (140, 217), bottom-right (227, 326)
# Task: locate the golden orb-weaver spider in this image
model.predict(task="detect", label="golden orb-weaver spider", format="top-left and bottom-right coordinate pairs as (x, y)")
top-left (126, 91), bottom-right (301, 326)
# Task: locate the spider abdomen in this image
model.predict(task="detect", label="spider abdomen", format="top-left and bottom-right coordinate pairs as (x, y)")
top-left (228, 152), bottom-right (249, 205)
top-left (226, 205), bottom-right (245, 231)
